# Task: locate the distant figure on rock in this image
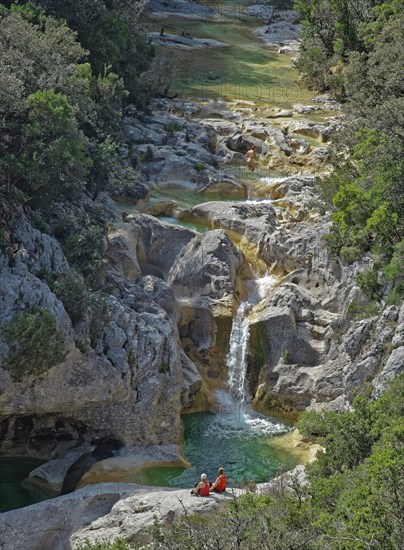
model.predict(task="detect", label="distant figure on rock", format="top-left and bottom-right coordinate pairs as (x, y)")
top-left (210, 467), bottom-right (227, 493)
top-left (191, 473), bottom-right (210, 496)
top-left (246, 144), bottom-right (256, 172)
top-left (160, 26), bottom-right (165, 37)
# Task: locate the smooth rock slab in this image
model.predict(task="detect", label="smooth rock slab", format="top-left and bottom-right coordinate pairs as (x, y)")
top-left (149, 32), bottom-right (229, 50)
top-left (28, 443), bottom-right (95, 493)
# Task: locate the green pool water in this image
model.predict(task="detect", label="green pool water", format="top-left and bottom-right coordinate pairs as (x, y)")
top-left (0, 457), bottom-right (58, 512)
top-left (127, 393), bottom-right (298, 489)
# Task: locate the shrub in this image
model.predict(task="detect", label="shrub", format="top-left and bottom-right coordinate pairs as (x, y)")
top-left (139, 146), bottom-right (154, 162)
top-left (88, 293), bottom-right (109, 347)
top-left (193, 162), bottom-right (205, 172)
top-left (2, 307), bottom-right (67, 382)
top-left (52, 269), bottom-right (88, 325)
top-left (159, 362), bottom-right (169, 373)
top-left (74, 538), bottom-right (130, 550)
top-left (355, 268), bottom-right (383, 301)
top-left (347, 300), bottom-right (380, 320)
top-left (164, 122), bottom-right (182, 134)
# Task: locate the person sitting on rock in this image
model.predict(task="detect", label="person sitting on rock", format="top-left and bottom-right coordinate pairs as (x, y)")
top-left (191, 473), bottom-right (210, 496)
top-left (210, 467), bottom-right (227, 493)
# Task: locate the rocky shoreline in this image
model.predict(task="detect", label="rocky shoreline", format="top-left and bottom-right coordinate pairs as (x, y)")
top-left (0, 466), bottom-right (309, 550)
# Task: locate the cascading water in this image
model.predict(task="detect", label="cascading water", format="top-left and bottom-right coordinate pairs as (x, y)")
top-left (202, 273), bottom-right (289, 442)
top-left (226, 274), bottom-right (276, 406)
top-left (227, 302), bottom-right (250, 404)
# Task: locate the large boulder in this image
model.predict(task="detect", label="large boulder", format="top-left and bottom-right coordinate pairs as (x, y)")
top-left (168, 230), bottom-right (251, 376)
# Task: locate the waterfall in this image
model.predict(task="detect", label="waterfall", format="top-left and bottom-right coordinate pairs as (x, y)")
top-left (227, 302), bottom-right (251, 404)
top-left (226, 274), bottom-right (276, 406)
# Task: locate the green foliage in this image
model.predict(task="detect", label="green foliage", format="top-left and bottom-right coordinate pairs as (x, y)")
top-left (127, 349), bottom-right (136, 367)
top-left (20, 90), bottom-right (91, 203)
top-left (385, 240), bottom-right (404, 282)
top-left (347, 300), bottom-right (380, 320)
top-left (139, 146), bottom-right (154, 163)
top-left (301, 5), bottom-right (403, 291)
top-left (297, 409), bottom-right (339, 438)
top-left (150, 377), bottom-right (404, 550)
top-left (53, 207), bottom-right (107, 287)
top-left (387, 283), bottom-right (404, 305)
top-left (193, 162), bottom-right (206, 172)
top-left (2, 306), bottom-right (67, 381)
top-left (159, 362), bottom-right (169, 374)
top-left (31, 0), bottom-right (155, 107)
top-left (51, 269), bottom-right (88, 325)
top-left (88, 293), bottom-right (109, 346)
top-left (164, 121), bottom-right (183, 134)
top-left (355, 268), bottom-right (383, 301)
top-left (74, 538), bottom-right (130, 550)
top-left (281, 349), bottom-right (290, 362)
top-left (0, 1), bottom-right (152, 204)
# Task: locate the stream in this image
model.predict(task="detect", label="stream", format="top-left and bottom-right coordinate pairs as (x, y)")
top-left (110, 2), bottom-right (323, 489)
top-left (2, 2), bottom-right (325, 511)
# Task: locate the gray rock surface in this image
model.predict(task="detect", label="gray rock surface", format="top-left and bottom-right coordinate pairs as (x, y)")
top-left (27, 444), bottom-right (95, 492)
top-left (147, 0), bottom-right (216, 19)
top-left (149, 32), bottom-right (229, 49)
top-left (0, 465), bottom-right (309, 549)
top-left (0, 207), bottom-right (202, 462)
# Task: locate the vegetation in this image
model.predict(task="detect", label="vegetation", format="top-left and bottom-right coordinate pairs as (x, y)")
top-left (296, 1), bottom-right (404, 308)
top-left (75, 539), bottom-right (130, 550)
top-left (2, 306), bottom-right (67, 381)
top-left (0, 0), bottom-right (153, 207)
top-left (51, 269), bottom-right (89, 325)
top-left (143, 377), bottom-right (403, 550)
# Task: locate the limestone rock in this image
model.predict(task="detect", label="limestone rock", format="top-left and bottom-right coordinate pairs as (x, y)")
top-left (27, 443), bottom-right (95, 492)
top-left (125, 213), bottom-right (197, 278)
top-left (149, 32), bottom-right (229, 50)
top-left (147, 0), bottom-right (217, 19)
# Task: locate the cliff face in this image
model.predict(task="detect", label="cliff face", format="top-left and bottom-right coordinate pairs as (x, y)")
top-left (0, 198), bottom-right (202, 461)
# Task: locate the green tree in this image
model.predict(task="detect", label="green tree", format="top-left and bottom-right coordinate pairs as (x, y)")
top-left (2, 306), bottom-right (67, 381)
top-left (19, 90), bottom-right (91, 202)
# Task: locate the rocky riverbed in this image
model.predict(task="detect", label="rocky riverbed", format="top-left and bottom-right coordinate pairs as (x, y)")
top-left (0, 1), bottom-right (403, 547)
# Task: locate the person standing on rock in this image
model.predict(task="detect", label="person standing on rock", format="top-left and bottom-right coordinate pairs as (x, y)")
top-left (210, 467), bottom-right (227, 493)
top-left (191, 473), bottom-right (210, 496)
top-left (246, 145), bottom-right (256, 172)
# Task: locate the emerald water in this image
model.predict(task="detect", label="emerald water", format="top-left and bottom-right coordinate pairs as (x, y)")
top-left (0, 458), bottom-right (57, 512)
top-left (131, 393), bottom-right (297, 488)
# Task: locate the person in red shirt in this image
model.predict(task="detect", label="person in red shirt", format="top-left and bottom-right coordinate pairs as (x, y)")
top-left (191, 473), bottom-right (210, 496)
top-left (210, 467), bottom-right (227, 493)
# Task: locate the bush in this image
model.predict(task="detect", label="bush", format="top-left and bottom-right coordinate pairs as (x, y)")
top-left (2, 306), bottom-right (67, 382)
top-left (88, 293), bottom-right (109, 347)
top-left (52, 269), bottom-right (88, 325)
top-left (193, 162), bottom-right (205, 172)
top-left (355, 268), bottom-right (383, 301)
top-left (74, 538), bottom-right (130, 550)
top-left (347, 300), bottom-right (380, 320)
top-left (53, 208), bottom-right (107, 288)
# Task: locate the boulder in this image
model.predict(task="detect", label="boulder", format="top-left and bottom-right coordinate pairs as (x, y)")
top-left (27, 443), bottom-right (95, 492)
top-left (125, 213), bottom-right (197, 278)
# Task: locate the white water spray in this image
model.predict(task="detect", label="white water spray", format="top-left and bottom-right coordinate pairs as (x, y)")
top-left (227, 302), bottom-right (250, 404)
top-left (226, 274), bottom-right (276, 406)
